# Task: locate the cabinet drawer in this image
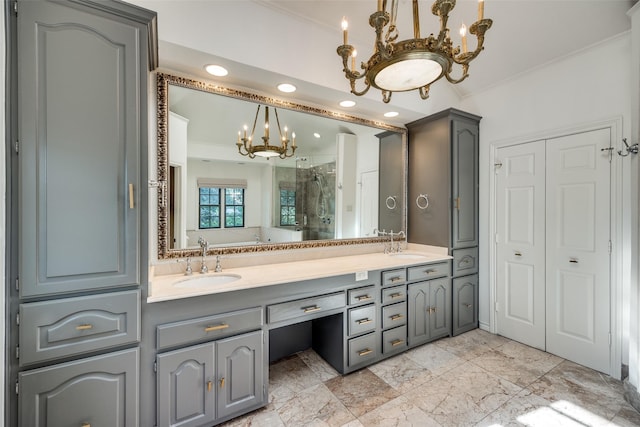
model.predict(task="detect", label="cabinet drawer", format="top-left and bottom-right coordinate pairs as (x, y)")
top-left (407, 262), bottom-right (449, 281)
top-left (381, 285), bottom-right (406, 305)
top-left (452, 247), bottom-right (479, 277)
top-left (157, 307), bottom-right (262, 351)
top-left (382, 269), bottom-right (407, 287)
top-left (382, 326), bottom-right (407, 354)
top-left (348, 333), bottom-right (377, 367)
top-left (19, 290), bottom-right (140, 366)
top-left (348, 285), bottom-right (376, 305)
top-left (268, 292), bottom-right (345, 324)
top-left (348, 305), bottom-right (377, 336)
top-left (381, 302), bottom-right (407, 330)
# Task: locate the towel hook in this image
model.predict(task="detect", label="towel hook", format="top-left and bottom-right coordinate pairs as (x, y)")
top-left (416, 194), bottom-right (429, 210)
top-left (618, 138), bottom-right (638, 157)
top-left (385, 196), bottom-right (397, 210)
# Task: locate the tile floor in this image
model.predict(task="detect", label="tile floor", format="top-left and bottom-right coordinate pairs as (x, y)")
top-left (221, 329), bottom-right (640, 426)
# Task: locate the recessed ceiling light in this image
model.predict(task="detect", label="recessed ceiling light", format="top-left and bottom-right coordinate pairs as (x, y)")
top-left (339, 100), bottom-right (356, 108)
top-left (204, 64), bottom-right (228, 77)
top-left (384, 111), bottom-right (399, 118)
top-left (277, 83), bottom-right (297, 93)
top-left (313, 133), bottom-right (321, 139)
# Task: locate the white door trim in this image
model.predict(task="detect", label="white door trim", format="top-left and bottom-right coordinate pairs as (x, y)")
top-left (488, 116), bottom-right (623, 379)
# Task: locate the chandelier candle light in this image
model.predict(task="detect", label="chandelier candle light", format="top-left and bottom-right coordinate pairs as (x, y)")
top-left (236, 105), bottom-right (296, 159)
top-left (337, 0), bottom-right (492, 103)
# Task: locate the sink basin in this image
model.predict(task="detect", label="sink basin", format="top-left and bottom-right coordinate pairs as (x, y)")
top-left (174, 274), bottom-right (241, 288)
top-left (388, 253), bottom-right (429, 259)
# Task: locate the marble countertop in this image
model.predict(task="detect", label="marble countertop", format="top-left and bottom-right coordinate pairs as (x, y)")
top-left (148, 248), bottom-right (451, 303)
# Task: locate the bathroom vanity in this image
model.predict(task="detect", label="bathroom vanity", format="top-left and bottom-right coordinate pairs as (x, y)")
top-left (144, 249), bottom-right (452, 426)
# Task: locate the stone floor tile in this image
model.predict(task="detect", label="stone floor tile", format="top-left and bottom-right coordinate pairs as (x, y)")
top-left (325, 368), bottom-right (400, 418)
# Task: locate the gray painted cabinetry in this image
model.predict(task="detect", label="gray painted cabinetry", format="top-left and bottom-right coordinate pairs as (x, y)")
top-left (10, 1), bottom-right (156, 425)
top-left (407, 109), bottom-right (480, 336)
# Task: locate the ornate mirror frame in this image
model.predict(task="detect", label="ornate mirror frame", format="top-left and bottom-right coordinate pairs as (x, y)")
top-left (156, 72), bottom-right (407, 259)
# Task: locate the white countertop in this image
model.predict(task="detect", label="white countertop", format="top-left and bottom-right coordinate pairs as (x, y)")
top-left (148, 249), bottom-right (451, 303)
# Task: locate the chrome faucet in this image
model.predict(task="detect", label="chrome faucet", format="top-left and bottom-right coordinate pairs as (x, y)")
top-left (183, 257), bottom-right (193, 276)
top-left (197, 236), bottom-right (209, 274)
top-left (214, 255), bottom-right (222, 272)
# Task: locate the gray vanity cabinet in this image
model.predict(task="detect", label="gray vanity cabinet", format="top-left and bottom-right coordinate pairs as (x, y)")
top-left (452, 275), bottom-right (479, 336)
top-left (18, 348), bottom-right (139, 427)
top-left (408, 278), bottom-right (451, 346)
top-left (157, 343), bottom-right (216, 427)
top-left (406, 108), bottom-right (480, 336)
top-left (17, 0), bottom-right (155, 298)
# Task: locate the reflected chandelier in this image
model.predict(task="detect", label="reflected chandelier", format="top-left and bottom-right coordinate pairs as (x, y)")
top-left (236, 105), bottom-right (296, 159)
top-left (337, 0), bottom-right (492, 103)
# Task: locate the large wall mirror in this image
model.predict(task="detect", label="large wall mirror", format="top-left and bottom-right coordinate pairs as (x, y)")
top-left (156, 73), bottom-right (407, 259)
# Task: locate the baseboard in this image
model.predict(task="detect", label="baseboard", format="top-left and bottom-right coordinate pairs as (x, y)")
top-left (624, 379), bottom-right (640, 414)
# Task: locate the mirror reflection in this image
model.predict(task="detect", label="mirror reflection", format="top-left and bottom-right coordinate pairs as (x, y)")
top-left (156, 73), bottom-right (406, 258)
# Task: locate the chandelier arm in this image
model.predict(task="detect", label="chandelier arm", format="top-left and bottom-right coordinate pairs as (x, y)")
top-left (419, 85), bottom-right (431, 100)
top-left (350, 78), bottom-right (372, 97)
top-left (250, 105), bottom-right (261, 140)
top-left (382, 90), bottom-right (392, 103)
top-left (444, 63), bottom-right (469, 84)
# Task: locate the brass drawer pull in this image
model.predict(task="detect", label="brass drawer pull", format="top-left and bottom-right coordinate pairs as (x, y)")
top-left (424, 269), bottom-right (436, 274)
top-left (356, 318), bottom-right (373, 325)
top-left (391, 339), bottom-right (404, 347)
top-left (427, 307), bottom-right (436, 314)
top-left (219, 377), bottom-right (225, 388)
top-left (303, 305), bottom-right (321, 313)
top-left (76, 324), bottom-right (93, 331)
top-left (569, 258), bottom-right (579, 264)
top-left (390, 314), bottom-right (404, 321)
top-left (204, 323), bottom-right (229, 332)
top-left (389, 276), bottom-right (403, 283)
top-left (356, 295), bottom-right (372, 301)
top-left (464, 303), bottom-right (472, 308)
top-left (82, 423), bottom-right (91, 427)
top-left (389, 292), bottom-right (403, 299)
top-left (129, 183), bottom-right (135, 209)
top-left (357, 348), bottom-right (373, 357)
top-left (207, 380), bottom-right (213, 392)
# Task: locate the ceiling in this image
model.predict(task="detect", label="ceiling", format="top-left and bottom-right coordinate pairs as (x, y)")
top-left (132, 0), bottom-right (636, 151)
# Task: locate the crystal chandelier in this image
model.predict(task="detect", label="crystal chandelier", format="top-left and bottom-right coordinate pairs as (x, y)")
top-left (337, 0), bottom-right (492, 103)
top-left (236, 105), bottom-right (296, 159)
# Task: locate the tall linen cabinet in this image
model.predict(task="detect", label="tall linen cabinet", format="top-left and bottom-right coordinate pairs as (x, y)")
top-left (406, 108), bottom-right (480, 336)
top-left (8, 0), bottom-right (157, 425)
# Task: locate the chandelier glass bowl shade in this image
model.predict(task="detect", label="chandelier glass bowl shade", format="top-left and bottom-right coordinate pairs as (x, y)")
top-left (337, 0), bottom-right (492, 103)
top-left (236, 105), bottom-right (296, 159)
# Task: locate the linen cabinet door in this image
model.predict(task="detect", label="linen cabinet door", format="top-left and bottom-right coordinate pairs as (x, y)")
top-left (18, 0), bottom-right (142, 297)
top-left (408, 281), bottom-right (430, 346)
top-left (429, 278), bottom-right (451, 339)
top-left (18, 348), bottom-right (138, 427)
top-left (452, 275), bottom-right (478, 336)
top-left (451, 118), bottom-right (479, 249)
top-left (216, 331), bottom-right (265, 420)
top-left (157, 343), bottom-right (216, 427)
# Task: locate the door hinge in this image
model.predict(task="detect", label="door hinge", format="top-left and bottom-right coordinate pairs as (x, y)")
top-left (494, 233), bottom-right (499, 244)
top-left (495, 302), bottom-right (500, 312)
top-left (14, 140), bottom-right (19, 154)
top-left (15, 277), bottom-right (19, 291)
top-left (153, 361), bottom-right (157, 373)
top-left (608, 240), bottom-right (612, 254)
top-left (15, 381), bottom-right (19, 396)
top-left (13, 1), bottom-right (17, 16)
top-left (15, 346), bottom-right (19, 359)
top-left (16, 313), bottom-right (19, 326)
top-left (494, 160), bottom-right (503, 172)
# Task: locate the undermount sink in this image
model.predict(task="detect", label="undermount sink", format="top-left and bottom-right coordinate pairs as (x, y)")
top-left (174, 274), bottom-right (242, 288)
top-left (388, 253), bottom-right (429, 259)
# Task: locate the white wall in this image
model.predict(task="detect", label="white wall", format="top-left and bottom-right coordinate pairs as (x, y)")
top-left (460, 33), bottom-right (632, 361)
top-left (1, 4), bottom-right (6, 421)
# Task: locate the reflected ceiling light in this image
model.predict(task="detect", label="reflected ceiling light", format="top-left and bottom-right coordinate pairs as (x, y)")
top-left (277, 83), bottom-right (297, 93)
top-left (236, 105), bottom-right (296, 159)
top-left (313, 133), bottom-right (321, 139)
top-left (384, 111), bottom-right (399, 118)
top-left (339, 100), bottom-right (356, 108)
top-left (204, 64), bottom-right (228, 77)
top-left (337, 0), bottom-right (492, 103)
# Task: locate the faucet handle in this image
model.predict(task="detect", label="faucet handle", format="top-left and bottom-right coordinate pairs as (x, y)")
top-left (184, 257), bottom-right (193, 275)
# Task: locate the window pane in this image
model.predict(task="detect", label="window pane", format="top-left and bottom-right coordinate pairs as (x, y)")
top-left (199, 187), bottom-right (220, 229)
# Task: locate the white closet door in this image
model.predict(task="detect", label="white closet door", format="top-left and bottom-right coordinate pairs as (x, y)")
top-left (495, 141), bottom-right (546, 350)
top-left (545, 128), bottom-right (611, 373)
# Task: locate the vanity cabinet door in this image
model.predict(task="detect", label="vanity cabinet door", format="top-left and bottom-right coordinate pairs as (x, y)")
top-left (18, 0), bottom-right (145, 297)
top-left (19, 348), bottom-right (139, 427)
top-left (452, 274), bottom-right (478, 336)
top-left (216, 331), bottom-right (265, 420)
top-left (451, 118), bottom-right (479, 249)
top-left (408, 278), bottom-right (451, 346)
top-left (157, 343), bottom-right (216, 427)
